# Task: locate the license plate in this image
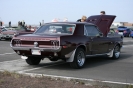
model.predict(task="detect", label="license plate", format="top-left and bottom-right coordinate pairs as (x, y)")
top-left (31, 50), bottom-right (41, 55)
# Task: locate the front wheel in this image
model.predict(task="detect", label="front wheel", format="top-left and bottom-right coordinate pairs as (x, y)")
top-left (70, 48), bottom-right (86, 69)
top-left (26, 56), bottom-right (42, 65)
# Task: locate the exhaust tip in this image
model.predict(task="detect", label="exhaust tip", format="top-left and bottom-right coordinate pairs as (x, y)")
top-left (21, 56), bottom-right (28, 60)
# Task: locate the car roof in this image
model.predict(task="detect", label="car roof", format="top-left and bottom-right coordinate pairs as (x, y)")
top-left (44, 22), bottom-right (96, 25)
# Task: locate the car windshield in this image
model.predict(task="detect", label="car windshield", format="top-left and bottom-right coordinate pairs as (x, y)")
top-left (35, 24), bottom-right (76, 35)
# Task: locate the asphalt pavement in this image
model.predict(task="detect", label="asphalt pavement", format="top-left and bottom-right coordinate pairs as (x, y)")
top-left (0, 38), bottom-right (133, 86)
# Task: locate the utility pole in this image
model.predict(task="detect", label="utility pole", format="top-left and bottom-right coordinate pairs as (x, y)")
top-left (42, 20), bottom-right (44, 25)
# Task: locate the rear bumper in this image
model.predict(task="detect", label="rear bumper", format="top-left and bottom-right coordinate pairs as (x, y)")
top-left (10, 45), bottom-right (62, 52)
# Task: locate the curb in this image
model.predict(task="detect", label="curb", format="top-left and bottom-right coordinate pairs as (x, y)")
top-left (18, 71), bottom-right (133, 88)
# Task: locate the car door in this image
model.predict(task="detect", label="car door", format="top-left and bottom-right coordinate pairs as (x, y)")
top-left (85, 25), bottom-right (109, 54)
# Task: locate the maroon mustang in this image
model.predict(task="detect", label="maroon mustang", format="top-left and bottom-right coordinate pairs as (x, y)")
top-left (10, 15), bottom-right (123, 69)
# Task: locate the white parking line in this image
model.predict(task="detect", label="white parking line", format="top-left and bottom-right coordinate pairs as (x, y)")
top-left (123, 40), bottom-right (133, 42)
top-left (18, 61), bottom-right (66, 73)
top-left (0, 52), bottom-right (15, 56)
top-left (0, 59), bottom-right (20, 63)
top-left (123, 45), bottom-right (133, 48)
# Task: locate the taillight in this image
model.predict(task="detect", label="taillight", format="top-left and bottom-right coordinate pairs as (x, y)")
top-left (12, 39), bottom-right (21, 46)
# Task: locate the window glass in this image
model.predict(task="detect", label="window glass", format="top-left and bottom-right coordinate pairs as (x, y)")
top-left (85, 25), bottom-right (100, 36)
top-left (109, 29), bottom-right (115, 33)
top-left (35, 24), bottom-right (75, 35)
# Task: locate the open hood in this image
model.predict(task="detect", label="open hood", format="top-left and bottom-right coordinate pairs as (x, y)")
top-left (86, 15), bottom-right (116, 36)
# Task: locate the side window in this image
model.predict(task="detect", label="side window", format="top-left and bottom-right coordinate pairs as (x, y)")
top-left (84, 26), bottom-right (88, 36)
top-left (109, 29), bottom-right (115, 34)
top-left (85, 25), bottom-right (100, 36)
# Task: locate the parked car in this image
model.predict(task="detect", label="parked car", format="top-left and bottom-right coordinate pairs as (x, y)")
top-left (1, 26), bottom-right (34, 40)
top-left (130, 30), bottom-right (133, 38)
top-left (123, 28), bottom-right (132, 37)
top-left (108, 28), bottom-right (123, 39)
top-left (0, 27), bottom-right (7, 40)
top-left (10, 15), bottom-right (123, 69)
top-left (117, 26), bottom-right (132, 37)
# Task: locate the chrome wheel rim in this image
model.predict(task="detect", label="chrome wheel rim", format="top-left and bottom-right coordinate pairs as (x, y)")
top-left (77, 51), bottom-right (85, 66)
top-left (114, 46), bottom-right (120, 58)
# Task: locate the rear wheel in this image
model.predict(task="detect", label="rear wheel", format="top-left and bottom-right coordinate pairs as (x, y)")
top-left (110, 45), bottom-right (121, 59)
top-left (70, 48), bottom-right (86, 69)
top-left (26, 56), bottom-right (42, 65)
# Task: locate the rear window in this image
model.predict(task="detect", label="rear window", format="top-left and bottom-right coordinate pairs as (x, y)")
top-left (35, 24), bottom-right (76, 35)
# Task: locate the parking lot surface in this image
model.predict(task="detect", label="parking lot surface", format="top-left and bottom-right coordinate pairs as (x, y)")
top-left (0, 38), bottom-right (133, 84)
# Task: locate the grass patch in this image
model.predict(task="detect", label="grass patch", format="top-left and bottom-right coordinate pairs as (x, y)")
top-left (0, 71), bottom-right (132, 88)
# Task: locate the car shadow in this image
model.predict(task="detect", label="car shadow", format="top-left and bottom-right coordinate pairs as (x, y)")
top-left (29, 52), bottom-right (132, 71)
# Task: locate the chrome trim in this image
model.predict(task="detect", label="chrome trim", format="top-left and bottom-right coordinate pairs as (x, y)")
top-left (86, 53), bottom-right (107, 57)
top-left (10, 46), bottom-right (62, 52)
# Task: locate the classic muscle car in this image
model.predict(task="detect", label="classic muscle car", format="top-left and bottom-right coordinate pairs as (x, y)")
top-left (108, 28), bottom-right (123, 39)
top-left (10, 15), bottom-right (123, 68)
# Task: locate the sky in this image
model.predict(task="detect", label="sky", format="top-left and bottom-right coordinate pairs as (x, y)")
top-left (0, 0), bottom-right (133, 25)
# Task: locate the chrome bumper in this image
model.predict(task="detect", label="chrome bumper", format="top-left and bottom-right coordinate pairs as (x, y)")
top-left (10, 44), bottom-right (62, 52)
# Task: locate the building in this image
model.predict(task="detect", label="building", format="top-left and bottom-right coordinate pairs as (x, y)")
top-left (112, 22), bottom-right (133, 27)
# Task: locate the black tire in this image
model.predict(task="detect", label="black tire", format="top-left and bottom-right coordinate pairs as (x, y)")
top-left (110, 45), bottom-right (121, 60)
top-left (70, 48), bottom-right (86, 69)
top-left (26, 56), bottom-right (42, 65)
